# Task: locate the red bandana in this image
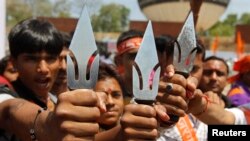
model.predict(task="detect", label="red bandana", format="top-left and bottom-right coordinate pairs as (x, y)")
top-left (117, 37), bottom-right (142, 55)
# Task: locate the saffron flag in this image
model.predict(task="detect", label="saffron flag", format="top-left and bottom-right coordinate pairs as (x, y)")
top-left (236, 31), bottom-right (244, 58)
top-left (210, 36), bottom-right (219, 55)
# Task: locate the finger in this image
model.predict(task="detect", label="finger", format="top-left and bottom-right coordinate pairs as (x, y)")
top-left (62, 134), bottom-right (95, 141)
top-left (186, 89), bottom-right (204, 113)
top-left (55, 103), bottom-right (100, 122)
top-left (186, 76), bottom-right (199, 99)
top-left (157, 94), bottom-right (187, 112)
top-left (166, 74), bottom-right (187, 89)
top-left (158, 81), bottom-right (187, 99)
top-left (62, 134), bottom-right (94, 141)
top-left (60, 121), bottom-right (99, 137)
top-left (58, 89), bottom-right (98, 106)
top-left (154, 104), bottom-right (169, 122)
top-left (125, 104), bottom-right (156, 117)
top-left (162, 104), bottom-right (186, 117)
top-left (163, 64), bottom-right (175, 78)
top-left (123, 127), bottom-right (158, 140)
top-left (96, 91), bottom-right (107, 113)
top-left (121, 112), bottom-right (157, 129)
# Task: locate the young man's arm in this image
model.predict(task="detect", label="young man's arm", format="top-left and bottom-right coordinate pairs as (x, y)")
top-left (188, 91), bottom-right (241, 125)
top-left (0, 89), bottom-right (105, 141)
top-left (0, 98), bottom-right (45, 140)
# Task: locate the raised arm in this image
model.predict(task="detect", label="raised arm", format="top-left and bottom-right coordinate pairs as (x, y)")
top-left (0, 89), bottom-right (105, 141)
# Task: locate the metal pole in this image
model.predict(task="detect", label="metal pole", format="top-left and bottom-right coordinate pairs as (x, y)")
top-left (190, 0), bottom-right (204, 27)
top-left (0, 0), bottom-right (6, 58)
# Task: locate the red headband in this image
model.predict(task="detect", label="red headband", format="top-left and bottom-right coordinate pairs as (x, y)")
top-left (228, 55), bottom-right (250, 82)
top-left (117, 37), bottom-right (142, 55)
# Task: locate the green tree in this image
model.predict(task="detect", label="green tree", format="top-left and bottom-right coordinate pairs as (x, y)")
top-left (91, 3), bottom-right (130, 32)
top-left (208, 14), bottom-right (237, 36)
top-left (207, 13), bottom-right (250, 36)
top-left (52, 0), bottom-right (71, 17)
top-left (70, 0), bottom-right (102, 18)
top-left (7, 0), bottom-right (32, 27)
top-left (238, 13), bottom-right (250, 24)
top-left (7, 0), bottom-right (72, 28)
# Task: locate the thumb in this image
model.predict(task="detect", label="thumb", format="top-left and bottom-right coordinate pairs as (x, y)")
top-left (96, 91), bottom-right (107, 113)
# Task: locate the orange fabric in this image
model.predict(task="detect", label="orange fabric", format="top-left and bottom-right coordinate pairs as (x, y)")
top-left (176, 115), bottom-right (198, 141)
top-left (227, 87), bottom-right (244, 96)
top-left (228, 55), bottom-right (250, 82)
top-left (210, 36), bottom-right (219, 55)
top-left (117, 37), bottom-right (142, 55)
top-left (236, 31), bottom-right (245, 58)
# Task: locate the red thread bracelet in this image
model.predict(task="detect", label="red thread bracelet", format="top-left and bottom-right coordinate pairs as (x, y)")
top-left (193, 95), bottom-right (210, 116)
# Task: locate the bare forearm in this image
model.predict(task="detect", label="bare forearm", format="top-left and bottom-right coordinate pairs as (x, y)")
top-left (0, 99), bottom-right (49, 141)
top-left (195, 102), bottom-right (235, 124)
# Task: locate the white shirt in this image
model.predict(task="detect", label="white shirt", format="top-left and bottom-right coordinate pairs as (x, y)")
top-left (0, 94), bottom-right (14, 103)
top-left (157, 114), bottom-right (208, 141)
top-left (226, 107), bottom-right (247, 125)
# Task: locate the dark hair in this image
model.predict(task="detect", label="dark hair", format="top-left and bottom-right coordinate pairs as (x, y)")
top-left (196, 39), bottom-right (206, 61)
top-left (0, 55), bottom-right (10, 75)
top-left (116, 29), bottom-right (143, 46)
top-left (8, 18), bottom-right (63, 58)
top-left (60, 31), bottom-right (72, 49)
top-left (204, 56), bottom-right (229, 74)
top-left (155, 34), bottom-right (175, 55)
top-left (98, 63), bottom-right (126, 97)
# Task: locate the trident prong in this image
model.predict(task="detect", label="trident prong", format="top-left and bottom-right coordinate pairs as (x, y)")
top-left (173, 11), bottom-right (197, 77)
top-left (67, 5), bottom-right (99, 89)
top-left (133, 21), bottom-right (161, 102)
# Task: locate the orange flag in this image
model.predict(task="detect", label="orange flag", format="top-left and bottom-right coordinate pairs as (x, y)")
top-left (236, 31), bottom-right (245, 58)
top-left (210, 36), bottom-right (219, 55)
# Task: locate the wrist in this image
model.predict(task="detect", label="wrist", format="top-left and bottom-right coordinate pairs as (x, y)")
top-left (34, 109), bottom-right (53, 141)
top-left (193, 95), bottom-right (209, 116)
top-left (30, 107), bottom-right (47, 141)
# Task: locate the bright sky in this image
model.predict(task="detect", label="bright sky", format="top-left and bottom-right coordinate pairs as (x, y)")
top-left (104, 0), bottom-right (250, 21)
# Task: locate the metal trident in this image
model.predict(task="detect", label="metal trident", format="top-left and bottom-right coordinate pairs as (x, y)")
top-left (173, 11), bottom-right (197, 78)
top-left (67, 5), bottom-right (99, 89)
top-left (170, 11), bottom-right (197, 123)
top-left (133, 21), bottom-right (161, 104)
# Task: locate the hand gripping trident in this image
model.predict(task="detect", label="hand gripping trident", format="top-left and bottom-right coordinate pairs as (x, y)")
top-left (133, 21), bottom-right (161, 104)
top-left (67, 5), bottom-right (99, 89)
top-left (170, 11), bottom-right (197, 122)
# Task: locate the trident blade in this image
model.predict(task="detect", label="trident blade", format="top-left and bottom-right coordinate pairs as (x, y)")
top-left (173, 11), bottom-right (197, 76)
top-left (133, 21), bottom-right (161, 101)
top-left (67, 5), bottom-right (99, 89)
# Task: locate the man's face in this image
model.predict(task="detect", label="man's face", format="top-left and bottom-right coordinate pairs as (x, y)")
top-left (3, 61), bottom-right (18, 82)
top-left (54, 47), bottom-right (70, 85)
top-left (190, 53), bottom-right (203, 84)
top-left (13, 51), bottom-right (60, 97)
top-left (95, 77), bottom-right (124, 127)
top-left (199, 59), bottom-right (228, 94)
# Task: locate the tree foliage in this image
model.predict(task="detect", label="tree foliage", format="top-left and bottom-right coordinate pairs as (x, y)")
top-left (91, 3), bottom-right (130, 32)
top-left (70, 0), bottom-right (102, 17)
top-left (7, 0), bottom-right (71, 28)
top-left (207, 13), bottom-right (250, 36)
top-left (7, 0), bottom-right (32, 26)
top-left (238, 13), bottom-right (250, 24)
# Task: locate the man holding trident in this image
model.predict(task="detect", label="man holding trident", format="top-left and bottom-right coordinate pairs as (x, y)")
top-left (120, 0), bottom-right (207, 140)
